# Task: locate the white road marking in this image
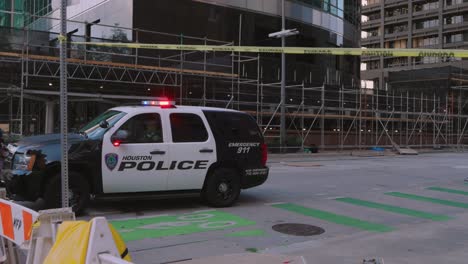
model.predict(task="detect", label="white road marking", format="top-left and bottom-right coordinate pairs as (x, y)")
top-left (265, 202), bottom-right (286, 206)
top-left (193, 209), bottom-right (217, 213)
top-left (325, 196), bottom-right (345, 200)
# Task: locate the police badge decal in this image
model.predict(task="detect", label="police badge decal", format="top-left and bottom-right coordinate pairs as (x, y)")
top-left (105, 153), bottom-right (119, 171)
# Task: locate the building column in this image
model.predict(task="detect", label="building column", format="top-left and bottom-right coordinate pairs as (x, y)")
top-left (45, 101), bottom-right (55, 134)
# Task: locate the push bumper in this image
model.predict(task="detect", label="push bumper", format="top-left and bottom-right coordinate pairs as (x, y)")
top-left (0, 169), bottom-right (43, 201)
top-left (242, 167), bottom-right (269, 189)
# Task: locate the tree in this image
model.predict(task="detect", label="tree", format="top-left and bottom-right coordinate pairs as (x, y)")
top-left (87, 23), bottom-right (130, 62)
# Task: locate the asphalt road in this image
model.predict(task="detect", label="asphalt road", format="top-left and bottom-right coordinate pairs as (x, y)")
top-left (83, 152), bottom-right (468, 264)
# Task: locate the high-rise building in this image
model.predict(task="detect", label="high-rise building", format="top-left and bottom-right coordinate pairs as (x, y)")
top-left (361, 0), bottom-right (468, 93)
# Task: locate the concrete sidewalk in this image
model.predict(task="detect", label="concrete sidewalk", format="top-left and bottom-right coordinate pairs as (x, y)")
top-left (267, 150), bottom-right (394, 163)
top-left (267, 148), bottom-right (455, 163)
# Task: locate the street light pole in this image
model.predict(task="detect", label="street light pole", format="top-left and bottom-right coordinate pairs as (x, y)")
top-left (280, 0), bottom-right (286, 153)
top-left (59, 0), bottom-right (70, 208)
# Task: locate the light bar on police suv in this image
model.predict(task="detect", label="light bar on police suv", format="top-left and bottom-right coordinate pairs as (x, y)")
top-left (141, 100), bottom-right (176, 107)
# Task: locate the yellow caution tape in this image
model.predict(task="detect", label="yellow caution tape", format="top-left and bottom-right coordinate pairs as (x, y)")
top-left (57, 35), bottom-right (67, 42)
top-left (72, 42), bottom-right (468, 58)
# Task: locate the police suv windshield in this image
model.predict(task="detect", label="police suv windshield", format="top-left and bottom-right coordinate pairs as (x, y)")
top-left (79, 110), bottom-right (127, 139)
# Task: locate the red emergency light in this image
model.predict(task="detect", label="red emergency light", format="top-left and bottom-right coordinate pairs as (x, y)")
top-left (141, 100), bottom-right (175, 108)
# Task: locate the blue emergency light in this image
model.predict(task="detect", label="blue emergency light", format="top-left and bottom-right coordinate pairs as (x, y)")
top-left (141, 100), bottom-right (175, 107)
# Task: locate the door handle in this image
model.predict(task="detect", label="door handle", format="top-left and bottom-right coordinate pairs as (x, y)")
top-left (199, 148), bottom-right (214, 153)
top-left (150, 150), bottom-right (166, 155)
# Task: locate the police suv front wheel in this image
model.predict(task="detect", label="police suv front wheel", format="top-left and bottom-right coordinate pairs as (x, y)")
top-left (203, 168), bottom-right (240, 207)
top-left (44, 171), bottom-right (90, 215)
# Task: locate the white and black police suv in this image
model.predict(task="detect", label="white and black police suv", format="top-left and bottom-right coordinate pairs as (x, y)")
top-left (2, 100), bottom-right (268, 213)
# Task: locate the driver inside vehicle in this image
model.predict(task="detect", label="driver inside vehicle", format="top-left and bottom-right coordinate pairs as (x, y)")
top-left (141, 118), bottom-right (162, 143)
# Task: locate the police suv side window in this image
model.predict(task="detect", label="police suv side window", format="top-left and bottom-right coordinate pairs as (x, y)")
top-left (170, 113), bottom-right (208, 142)
top-left (117, 113), bottom-right (163, 143)
top-left (203, 111), bottom-right (261, 141)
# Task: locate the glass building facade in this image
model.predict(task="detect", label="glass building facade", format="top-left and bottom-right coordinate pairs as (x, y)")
top-left (0, 0), bottom-right (25, 28)
top-left (0, 0), bottom-right (51, 28)
top-left (133, 0), bottom-right (361, 86)
top-left (0, 0), bottom-right (361, 135)
top-left (1, 0), bottom-right (361, 86)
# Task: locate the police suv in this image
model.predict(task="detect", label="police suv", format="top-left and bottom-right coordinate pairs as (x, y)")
top-left (3, 100), bottom-right (268, 213)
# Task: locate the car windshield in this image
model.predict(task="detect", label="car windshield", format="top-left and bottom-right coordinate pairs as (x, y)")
top-left (79, 110), bottom-right (126, 139)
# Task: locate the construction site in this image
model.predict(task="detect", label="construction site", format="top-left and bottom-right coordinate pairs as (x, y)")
top-left (1, 9), bottom-right (468, 152)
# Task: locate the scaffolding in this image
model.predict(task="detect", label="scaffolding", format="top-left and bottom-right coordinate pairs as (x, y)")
top-left (1, 11), bottom-right (468, 151)
top-left (257, 83), bottom-right (468, 151)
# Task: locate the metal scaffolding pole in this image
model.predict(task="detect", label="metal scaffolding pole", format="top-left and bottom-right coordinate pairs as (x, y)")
top-left (340, 85), bottom-right (344, 150)
top-left (180, 34), bottom-right (184, 105)
top-left (321, 84), bottom-right (325, 148)
top-left (301, 82), bottom-right (305, 150)
top-left (203, 37), bottom-right (207, 107)
top-left (59, 0), bottom-right (70, 208)
top-left (420, 93), bottom-right (423, 148)
top-left (280, 0), bottom-right (286, 152)
top-left (406, 91), bottom-right (409, 146)
top-left (446, 94), bottom-right (449, 147)
top-left (458, 93), bottom-right (462, 151)
top-left (376, 88), bottom-right (380, 146)
top-left (433, 93), bottom-right (436, 148)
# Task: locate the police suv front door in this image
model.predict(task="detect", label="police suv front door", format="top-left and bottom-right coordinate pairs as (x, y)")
top-left (102, 113), bottom-right (170, 193)
top-left (167, 112), bottom-right (216, 190)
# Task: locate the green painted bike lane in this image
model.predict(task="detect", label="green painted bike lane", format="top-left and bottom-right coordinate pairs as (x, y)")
top-left (272, 203), bottom-right (393, 232)
top-left (335, 197), bottom-right (451, 221)
top-left (386, 192), bottom-right (468, 208)
top-left (111, 210), bottom-right (256, 241)
top-left (427, 186), bottom-right (468, 196)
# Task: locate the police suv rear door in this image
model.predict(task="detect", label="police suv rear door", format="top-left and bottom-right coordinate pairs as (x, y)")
top-left (166, 109), bottom-right (216, 190)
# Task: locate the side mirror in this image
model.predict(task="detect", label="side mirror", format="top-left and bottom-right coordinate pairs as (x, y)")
top-left (111, 130), bottom-right (129, 147)
top-left (99, 120), bottom-right (109, 129)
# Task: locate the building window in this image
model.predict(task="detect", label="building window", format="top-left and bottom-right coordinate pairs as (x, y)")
top-left (297, 0), bottom-right (345, 18)
top-left (385, 39), bottom-right (407, 48)
top-left (444, 33), bottom-right (466, 43)
top-left (361, 80), bottom-right (376, 89)
top-left (0, 0), bottom-right (12, 27)
top-left (413, 36), bottom-right (439, 47)
top-left (363, 60), bottom-right (380, 70)
top-left (363, 0), bottom-right (380, 6)
top-left (414, 1), bottom-right (439, 12)
top-left (413, 19), bottom-right (439, 30)
top-left (385, 57), bottom-right (408, 68)
top-left (385, 24), bottom-right (407, 34)
top-left (385, 6), bottom-right (408, 17)
top-left (445, 0), bottom-right (468, 7)
top-left (444, 15), bottom-right (466, 25)
top-left (363, 43), bottom-right (381, 48)
top-left (362, 28), bottom-right (380, 38)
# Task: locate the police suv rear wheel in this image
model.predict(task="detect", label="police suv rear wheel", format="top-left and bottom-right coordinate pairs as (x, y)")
top-left (203, 168), bottom-right (240, 207)
top-left (44, 172), bottom-right (90, 214)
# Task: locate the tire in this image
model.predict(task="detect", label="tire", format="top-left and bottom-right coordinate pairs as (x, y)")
top-left (202, 168), bottom-right (241, 207)
top-left (44, 171), bottom-right (90, 215)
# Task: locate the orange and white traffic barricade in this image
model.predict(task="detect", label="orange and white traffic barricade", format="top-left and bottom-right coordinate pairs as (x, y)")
top-left (0, 199), bottom-right (38, 247)
top-left (0, 189), bottom-right (40, 264)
